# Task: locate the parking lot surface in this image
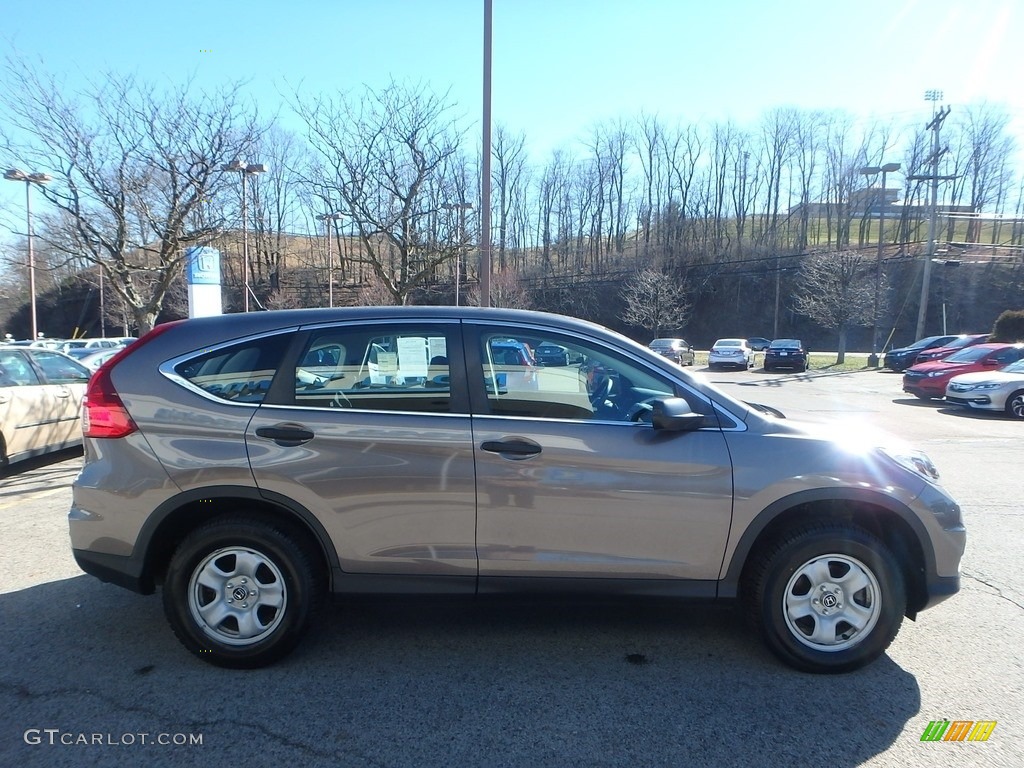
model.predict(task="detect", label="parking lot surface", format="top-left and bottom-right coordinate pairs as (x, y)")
top-left (1, 368), bottom-right (1020, 767)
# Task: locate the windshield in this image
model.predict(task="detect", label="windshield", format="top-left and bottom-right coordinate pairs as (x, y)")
top-left (769, 339), bottom-right (802, 349)
top-left (909, 336), bottom-right (945, 350)
top-left (944, 346), bottom-right (994, 363)
top-left (943, 335), bottom-right (986, 350)
top-left (1001, 359), bottom-right (1024, 374)
top-left (715, 339), bottom-right (743, 347)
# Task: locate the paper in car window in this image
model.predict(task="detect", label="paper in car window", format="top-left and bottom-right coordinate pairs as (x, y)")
top-left (376, 351), bottom-right (398, 376)
top-left (428, 337), bottom-right (447, 362)
top-left (397, 337), bottom-right (428, 377)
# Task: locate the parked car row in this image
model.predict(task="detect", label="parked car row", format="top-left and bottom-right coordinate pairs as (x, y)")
top-left (647, 336), bottom-right (811, 374)
top-left (902, 343), bottom-right (1024, 407)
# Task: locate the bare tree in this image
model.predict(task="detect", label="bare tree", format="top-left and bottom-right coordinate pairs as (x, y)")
top-left (794, 250), bottom-right (875, 363)
top-left (0, 57), bottom-right (261, 333)
top-left (294, 81), bottom-right (469, 305)
top-left (621, 268), bottom-right (691, 338)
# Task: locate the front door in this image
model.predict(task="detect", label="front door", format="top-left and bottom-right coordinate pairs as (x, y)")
top-left (466, 324), bottom-right (734, 584)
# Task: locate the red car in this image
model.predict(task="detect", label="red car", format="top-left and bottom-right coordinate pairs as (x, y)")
top-left (913, 333), bottom-right (989, 365)
top-left (903, 343), bottom-right (1024, 400)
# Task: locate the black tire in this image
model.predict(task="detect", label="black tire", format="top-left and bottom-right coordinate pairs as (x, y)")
top-left (797, 364), bottom-right (807, 373)
top-left (162, 516), bottom-right (321, 669)
top-left (744, 523), bottom-right (905, 674)
top-left (1005, 390), bottom-right (1024, 419)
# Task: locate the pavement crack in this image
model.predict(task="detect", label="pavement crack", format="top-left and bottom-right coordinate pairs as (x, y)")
top-left (961, 571), bottom-right (1024, 612)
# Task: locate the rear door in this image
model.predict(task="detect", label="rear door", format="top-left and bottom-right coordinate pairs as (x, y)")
top-left (247, 320), bottom-right (477, 584)
top-left (26, 351), bottom-right (90, 447)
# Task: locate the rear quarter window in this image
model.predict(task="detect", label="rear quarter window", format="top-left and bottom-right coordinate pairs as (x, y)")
top-left (175, 333), bottom-right (292, 403)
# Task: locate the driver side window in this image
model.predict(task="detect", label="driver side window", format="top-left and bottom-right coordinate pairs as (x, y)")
top-left (476, 329), bottom-right (676, 422)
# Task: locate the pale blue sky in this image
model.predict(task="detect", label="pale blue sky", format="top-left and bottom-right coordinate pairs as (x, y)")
top-left (2, 0), bottom-right (1022, 226)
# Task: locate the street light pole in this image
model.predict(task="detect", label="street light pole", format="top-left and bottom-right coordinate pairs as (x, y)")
top-left (4, 169), bottom-right (52, 340)
top-left (317, 212), bottom-right (343, 308)
top-left (859, 162), bottom-right (900, 367)
top-left (442, 202), bottom-right (473, 306)
top-left (221, 160), bottom-right (267, 312)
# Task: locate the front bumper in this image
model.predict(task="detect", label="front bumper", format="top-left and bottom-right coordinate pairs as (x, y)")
top-left (945, 394), bottom-right (997, 410)
top-left (902, 379), bottom-right (945, 398)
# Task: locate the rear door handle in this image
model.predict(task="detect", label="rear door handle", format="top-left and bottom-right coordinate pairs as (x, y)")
top-left (255, 425), bottom-right (315, 446)
top-left (480, 438), bottom-right (542, 457)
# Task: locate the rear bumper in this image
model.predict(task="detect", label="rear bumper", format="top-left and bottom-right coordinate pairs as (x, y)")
top-left (72, 548), bottom-right (154, 594)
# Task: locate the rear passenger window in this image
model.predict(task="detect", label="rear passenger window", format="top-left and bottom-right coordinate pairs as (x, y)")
top-left (176, 333), bottom-right (292, 403)
top-left (293, 326), bottom-right (454, 413)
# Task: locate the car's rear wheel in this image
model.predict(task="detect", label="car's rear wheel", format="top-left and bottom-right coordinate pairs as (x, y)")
top-left (745, 524), bottom-right (905, 673)
top-left (1006, 390), bottom-right (1024, 419)
top-left (163, 516), bottom-right (321, 668)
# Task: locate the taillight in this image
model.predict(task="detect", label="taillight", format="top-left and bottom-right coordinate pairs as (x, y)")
top-left (83, 366), bottom-right (137, 438)
top-left (82, 320), bottom-right (184, 439)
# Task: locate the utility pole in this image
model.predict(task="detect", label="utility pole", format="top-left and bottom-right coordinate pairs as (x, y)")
top-left (911, 92), bottom-right (952, 339)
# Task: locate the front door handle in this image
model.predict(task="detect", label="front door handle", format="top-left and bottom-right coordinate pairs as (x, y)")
top-left (480, 438), bottom-right (542, 457)
top-left (255, 424), bottom-right (315, 446)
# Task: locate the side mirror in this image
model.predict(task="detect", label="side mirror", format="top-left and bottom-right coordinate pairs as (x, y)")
top-left (651, 397), bottom-right (705, 432)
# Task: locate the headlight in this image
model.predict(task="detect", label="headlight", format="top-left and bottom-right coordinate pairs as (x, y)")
top-left (971, 382), bottom-right (1001, 390)
top-left (926, 370), bottom-right (947, 378)
top-left (878, 446), bottom-right (940, 482)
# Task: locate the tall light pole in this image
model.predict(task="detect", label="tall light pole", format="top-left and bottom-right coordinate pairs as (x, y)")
top-left (221, 160), bottom-right (267, 312)
top-left (4, 169), bottom-right (52, 339)
top-left (859, 162), bottom-right (900, 367)
top-left (442, 202), bottom-right (473, 306)
top-left (480, 0), bottom-right (493, 307)
top-left (317, 212), bottom-right (343, 308)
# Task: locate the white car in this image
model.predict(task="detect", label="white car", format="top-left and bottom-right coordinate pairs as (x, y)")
top-left (944, 358), bottom-right (1024, 418)
top-left (708, 338), bottom-right (755, 371)
top-left (0, 346), bottom-right (90, 466)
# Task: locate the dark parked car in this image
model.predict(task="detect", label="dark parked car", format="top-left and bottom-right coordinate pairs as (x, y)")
top-left (746, 337), bottom-right (772, 351)
top-left (534, 342), bottom-right (570, 366)
top-left (883, 335), bottom-right (958, 372)
top-left (764, 339), bottom-right (807, 372)
top-left (648, 338), bottom-right (695, 366)
top-left (69, 307), bottom-right (964, 674)
top-left (902, 343), bottom-right (1024, 399)
top-left (913, 333), bottom-right (988, 365)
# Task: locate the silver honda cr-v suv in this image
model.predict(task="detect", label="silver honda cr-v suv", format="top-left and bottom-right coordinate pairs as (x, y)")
top-left (69, 307), bottom-right (965, 672)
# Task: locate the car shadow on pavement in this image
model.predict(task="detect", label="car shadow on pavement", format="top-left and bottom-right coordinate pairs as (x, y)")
top-left (891, 397), bottom-right (945, 408)
top-left (1, 577), bottom-right (923, 768)
top-left (0, 447), bottom-right (83, 484)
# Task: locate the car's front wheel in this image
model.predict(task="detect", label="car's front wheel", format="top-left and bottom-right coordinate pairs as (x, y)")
top-left (163, 516), bottom-right (321, 668)
top-left (1005, 390), bottom-right (1024, 419)
top-left (745, 524), bottom-right (905, 673)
